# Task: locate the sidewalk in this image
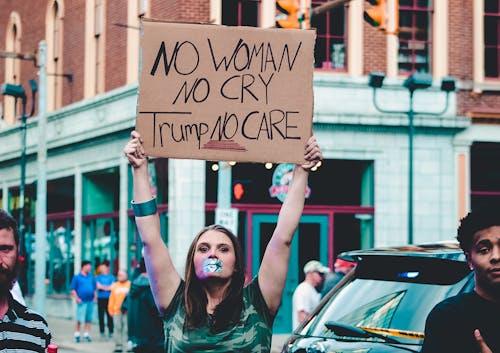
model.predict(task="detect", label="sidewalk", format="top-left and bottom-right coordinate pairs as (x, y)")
top-left (47, 316), bottom-right (115, 353)
top-left (47, 316), bottom-right (289, 353)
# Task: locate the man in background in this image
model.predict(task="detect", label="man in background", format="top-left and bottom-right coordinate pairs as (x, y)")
top-left (321, 257), bottom-right (356, 297)
top-left (70, 260), bottom-right (96, 343)
top-left (292, 260), bottom-right (330, 330)
top-left (0, 209), bottom-right (51, 351)
top-left (421, 210), bottom-right (499, 353)
top-left (108, 269), bottom-right (130, 353)
top-left (123, 258), bottom-right (164, 353)
top-left (96, 260), bottom-right (115, 339)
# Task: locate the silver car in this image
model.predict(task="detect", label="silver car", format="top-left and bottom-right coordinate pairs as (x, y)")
top-left (281, 241), bottom-right (473, 353)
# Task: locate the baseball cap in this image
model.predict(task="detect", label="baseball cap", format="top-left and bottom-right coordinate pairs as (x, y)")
top-left (303, 260), bottom-right (330, 274)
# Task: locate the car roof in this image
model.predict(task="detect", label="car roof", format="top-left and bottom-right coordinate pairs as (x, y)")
top-left (339, 240), bottom-right (467, 262)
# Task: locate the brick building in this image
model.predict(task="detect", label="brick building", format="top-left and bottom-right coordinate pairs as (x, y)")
top-left (0, 0), bottom-right (499, 332)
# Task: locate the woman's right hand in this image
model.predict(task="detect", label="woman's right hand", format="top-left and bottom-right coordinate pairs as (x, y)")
top-left (124, 130), bottom-right (147, 168)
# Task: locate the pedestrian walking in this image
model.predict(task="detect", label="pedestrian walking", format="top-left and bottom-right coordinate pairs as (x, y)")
top-left (292, 260), bottom-right (330, 330)
top-left (108, 269), bottom-right (131, 352)
top-left (123, 258), bottom-right (164, 353)
top-left (96, 260), bottom-right (115, 339)
top-left (70, 260), bottom-right (97, 343)
top-left (124, 130), bottom-right (322, 352)
top-left (0, 209), bottom-right (52, 351)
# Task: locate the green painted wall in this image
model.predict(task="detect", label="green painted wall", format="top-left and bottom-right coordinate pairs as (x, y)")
top-left (82, 168), bottom-right (119, 215)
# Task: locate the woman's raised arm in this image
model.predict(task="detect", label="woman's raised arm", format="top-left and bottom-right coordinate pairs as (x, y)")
top-left (124, 130), bottom-right (181, 314)
top-left (258, 136), bottom-right (322, 315)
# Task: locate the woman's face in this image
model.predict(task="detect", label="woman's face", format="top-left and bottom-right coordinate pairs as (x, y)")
top-left (193, 230), bottom-right (237, 281)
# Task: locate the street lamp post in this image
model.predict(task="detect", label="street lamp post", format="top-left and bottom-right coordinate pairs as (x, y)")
top-left (1, 80), bottom-right (38, 290)
top-left (368, 72), bottom-right (456, 244)
top-left (0, 43), bottom-right (47, 315)
top-left (35, 40), bottom-right (48, 316)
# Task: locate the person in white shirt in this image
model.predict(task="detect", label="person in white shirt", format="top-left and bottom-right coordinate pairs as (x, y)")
top-left (292, 260), bottom-right (330, 330)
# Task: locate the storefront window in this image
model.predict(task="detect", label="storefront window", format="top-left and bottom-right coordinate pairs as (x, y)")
top-left (222, 0), bottom-right (260, 27)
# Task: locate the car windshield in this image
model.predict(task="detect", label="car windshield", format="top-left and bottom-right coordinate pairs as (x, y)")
top-left (300, 255), bottom-right (473, 344)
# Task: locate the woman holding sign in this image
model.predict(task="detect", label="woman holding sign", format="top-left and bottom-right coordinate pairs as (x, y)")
top-left (123, 130), bottom-right (322, 352)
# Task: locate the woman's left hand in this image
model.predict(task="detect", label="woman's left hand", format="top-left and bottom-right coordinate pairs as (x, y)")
top-left (301, 136), bottom-right (323, 171)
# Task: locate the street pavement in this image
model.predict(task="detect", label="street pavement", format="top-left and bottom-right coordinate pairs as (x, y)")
top-left (47, 316), bottom-right (114, 353)
top-left (46, 316), bottom-right (289, 353)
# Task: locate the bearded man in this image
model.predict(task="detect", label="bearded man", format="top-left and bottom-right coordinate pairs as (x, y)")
top-left (0, 209), bottom-right (51, 352)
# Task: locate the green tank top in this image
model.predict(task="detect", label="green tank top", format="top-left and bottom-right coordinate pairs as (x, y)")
top-left (163, 277), bottom-right (274, 353)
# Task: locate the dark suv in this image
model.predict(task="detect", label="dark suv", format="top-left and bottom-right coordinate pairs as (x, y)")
top-left (281, 241), bottom-right (474, 353)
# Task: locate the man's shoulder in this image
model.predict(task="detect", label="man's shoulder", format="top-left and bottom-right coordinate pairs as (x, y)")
top-left (293, 282), bottom-right (315, 296)
top-left (7, 301), bottom-right (51, 350)
top-left (73, 272), bottom-right (87, 280)
top-left (12, 301), bottom-right (49, 326)
top-left (433, 292), bottom-right (476, 313)
top-left (294, 282), bottom-right (307, 292)
top-left (23, 308), bottom-right (50, 325)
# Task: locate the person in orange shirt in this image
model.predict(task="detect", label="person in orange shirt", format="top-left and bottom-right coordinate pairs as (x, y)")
top-left (108, 269), bottom-right (131, 353)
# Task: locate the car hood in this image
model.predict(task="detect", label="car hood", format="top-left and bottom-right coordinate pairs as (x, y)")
top-left (284, 335), bottom-right (421, 353)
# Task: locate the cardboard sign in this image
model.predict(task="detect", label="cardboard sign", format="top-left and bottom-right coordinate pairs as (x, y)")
top-left (137, 20), bottom-right (316, 164)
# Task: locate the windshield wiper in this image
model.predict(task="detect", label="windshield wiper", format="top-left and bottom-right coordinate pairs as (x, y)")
top-left (324, 321), bottom-right (402, 344)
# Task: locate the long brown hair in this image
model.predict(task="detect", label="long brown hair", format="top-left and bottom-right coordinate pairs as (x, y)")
top-left (184, 224), bottom-right (245, 332)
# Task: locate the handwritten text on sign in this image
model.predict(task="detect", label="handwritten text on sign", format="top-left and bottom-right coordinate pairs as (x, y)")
top-left (137, 21), bottom-right (316, 163)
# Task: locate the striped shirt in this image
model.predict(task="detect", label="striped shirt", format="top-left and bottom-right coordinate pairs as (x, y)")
top-left (0, 294), bottom-right (51, 353)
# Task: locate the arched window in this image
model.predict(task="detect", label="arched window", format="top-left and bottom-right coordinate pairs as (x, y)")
top-left (126, 0), bottom-right (149, 84)
top-left (85, 0), bottom-right (106, 97)
top-left (46, 0), bottom-right (64, 111)
top-left (3, 12), bottom-right (22, 125)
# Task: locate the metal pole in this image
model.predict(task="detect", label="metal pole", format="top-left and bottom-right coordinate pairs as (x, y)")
top-left (34, 41), bottom-right (47, 315)
top-left (217, 163), bottom-right (231, 210)
top-left (408, 90), bottom-right (414, 245)
top-left (215, 163), bottom-right (238, 235)
top-left (0, 51), bottom-right (36, 62)
top-left (19, 98), bottom-right (27, 250)
top-left (311, 0), bottom-right (351, 16)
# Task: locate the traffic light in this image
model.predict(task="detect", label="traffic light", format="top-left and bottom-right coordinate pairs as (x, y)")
top-left (363, 0), bottom-right (387, 30)
top-left (233, 182), bottom-right (245, 201)
top-left (276, 0), bottom-right (300, 29)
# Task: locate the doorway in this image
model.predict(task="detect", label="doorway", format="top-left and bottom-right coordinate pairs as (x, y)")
top-left (251, 214), bottom-right (329, 334)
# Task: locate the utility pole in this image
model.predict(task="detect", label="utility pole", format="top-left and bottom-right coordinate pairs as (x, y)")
top-left (311, 0), bottom-right (351, 16)
top-left (0, 55), bottom-right (35, 253)
top-left (1, 43), bottom-right (48, 314)
top-left (34, 41), bottom-right (47, 315)
top-left (407, 89), bottom-right (415, 245)
top-left (368, 72), bottom-right (456, 244)
top-left (215, 163), bottom-right (238, 236)
top-left (19, 94), bottom-right (27, 265)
